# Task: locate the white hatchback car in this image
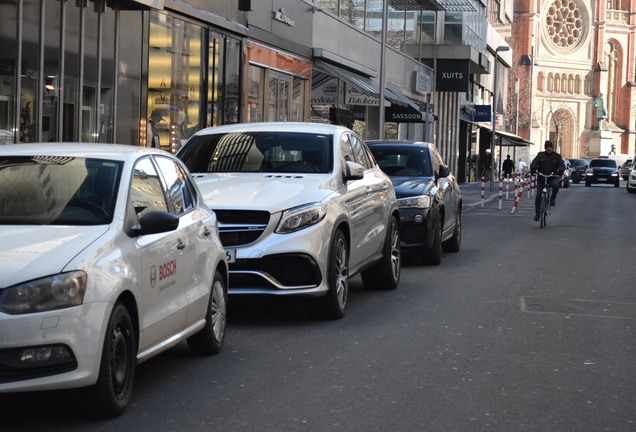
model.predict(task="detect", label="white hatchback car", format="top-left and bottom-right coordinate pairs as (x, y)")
top-left (0, 144), bottom-right (228, 417)
top-left (177, 122), bottom-right (401, 319)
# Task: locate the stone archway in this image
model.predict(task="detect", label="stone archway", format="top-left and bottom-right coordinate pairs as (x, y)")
top-left (548, 108), bottom-right (575, 158)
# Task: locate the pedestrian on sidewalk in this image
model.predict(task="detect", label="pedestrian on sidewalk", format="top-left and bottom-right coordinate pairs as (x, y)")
top-left (502, 154), bottom-right (514, 179)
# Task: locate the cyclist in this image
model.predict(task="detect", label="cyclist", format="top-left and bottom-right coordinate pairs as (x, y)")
top-left (530, 140), bottom-right (565, 221)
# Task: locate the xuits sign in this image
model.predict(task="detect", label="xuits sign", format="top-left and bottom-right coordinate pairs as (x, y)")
top-left (436, 60), bottom-right (470, 92)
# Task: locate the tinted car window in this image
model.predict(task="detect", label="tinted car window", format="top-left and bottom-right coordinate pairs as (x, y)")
top-left (128, 157), bottom-right (168, 222)
top-left (349, 135), bottom-right (373, 169)
top-left (154, 156), bottom-right (196, 215)
top-left (179, 132), bottom-right (333, 174)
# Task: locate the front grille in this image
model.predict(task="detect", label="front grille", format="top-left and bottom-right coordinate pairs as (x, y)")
top-left (400, 225), bottom-right (427, 245)
top-left (230, 254), bottom-right (321, 289)
top-left (212, 210), bottom-right (270, 247)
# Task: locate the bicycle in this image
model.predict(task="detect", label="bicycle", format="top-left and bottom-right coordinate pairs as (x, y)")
top-left (536, 172), bottom-right (559, 228)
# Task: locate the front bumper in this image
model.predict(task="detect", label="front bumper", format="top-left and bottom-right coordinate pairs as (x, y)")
top-left (0, 302), bottom-right (110, 392)
top-left (397, 208), bottom-right (433, 250)
top-left (225, 221), bottom-right (331, 297)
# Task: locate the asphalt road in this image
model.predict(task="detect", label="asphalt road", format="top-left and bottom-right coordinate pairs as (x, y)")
top-left (3, 182), bottom-right (635, 432)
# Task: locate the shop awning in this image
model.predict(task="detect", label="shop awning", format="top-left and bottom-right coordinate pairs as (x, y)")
top-left (313, 60), bottom-right (413, 107)
top-left (474, 123), bottom-right (533, 147)
top-left (496, 130), bottom-right (533, 147)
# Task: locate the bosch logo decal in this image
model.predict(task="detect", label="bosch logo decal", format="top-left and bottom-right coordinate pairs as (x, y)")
top-left (159, 259), bottom-right (177, 280)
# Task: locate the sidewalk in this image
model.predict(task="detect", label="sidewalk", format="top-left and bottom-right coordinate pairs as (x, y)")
top-left (460, 179), bottom-right (527, 208)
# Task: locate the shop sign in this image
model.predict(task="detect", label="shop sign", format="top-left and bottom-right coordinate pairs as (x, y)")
top-left (385, 105), bottom-right (424, 123)
top-left (311, 78), bottom-right (338, 104)
top-left (273, 8), bottom-right (295, 26)
top-left (473, 105), bottom-right (491, 122)
top-left (345, 85), bottom-right (380, 106)
top-left (436, 60), bottom-right (470, 92)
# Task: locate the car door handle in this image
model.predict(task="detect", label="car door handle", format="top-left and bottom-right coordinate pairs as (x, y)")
top-left (366, 187), bottom-right (373, 194)
top-left (203, 227), bottom-right (211, 236)
top-left (177, 239), bottom-right (186, 250)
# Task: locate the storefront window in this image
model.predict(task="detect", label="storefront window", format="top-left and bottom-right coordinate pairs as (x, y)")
top-left (224, 38), bottom-right (241, 124)
top-left (268, 71), bottom-right (290, 122)
top-left (62, 5), bottom-right (80, 142)
top-left (248, 65), bottom-right (264, 123)
top-left (0, 0), bottom-right (17, 143)
top-left (148, 13), bottom-right (203, 153)
top-left (20, 0), bottom-right (41, 143)
top-left (209, 32), bottom-right (224, 127)
top-left (116, 10), bottom-right (142, 146)
top-left (291, 77), bottom-right (305, 122)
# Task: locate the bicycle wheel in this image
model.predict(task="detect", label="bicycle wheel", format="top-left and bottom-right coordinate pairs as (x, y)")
top-left (540, 191), bottom-right (548, 228)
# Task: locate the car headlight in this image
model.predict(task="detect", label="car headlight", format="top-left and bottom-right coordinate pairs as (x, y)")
top-left (611, 173), bottom-right (618, 176)
top-left (0, 271), bottom-right (87, 314)
top-left (276, 203), bottom-right (327, 233)
top-left (399, 195), bottom-right (431, 209)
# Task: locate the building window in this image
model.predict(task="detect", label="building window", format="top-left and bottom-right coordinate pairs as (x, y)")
top-left (147, 13), bottom-right (204, 153)
top-left (443, 12), bottom-right (463, 44)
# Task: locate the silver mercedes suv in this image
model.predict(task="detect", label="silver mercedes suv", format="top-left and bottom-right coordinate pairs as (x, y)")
top-left (177, 122), bottom-right (400, 319)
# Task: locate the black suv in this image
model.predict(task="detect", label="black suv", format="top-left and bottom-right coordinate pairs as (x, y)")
top-left (585, 158), bottom-right (620, 187)
top-left (568, 158), bottom-right (589, 183)
top-left (366, 140), bottom-right (462, 266)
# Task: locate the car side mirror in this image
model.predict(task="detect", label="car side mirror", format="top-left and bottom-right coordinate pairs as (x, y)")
top-left (437, 164), bottom-right (450, 178)
top-left (343, 160), bottom-right (364, 181)
top-left (134, 210), bottom-right (180, 236)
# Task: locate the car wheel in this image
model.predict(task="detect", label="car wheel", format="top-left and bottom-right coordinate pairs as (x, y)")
top-left (585, 181), bottom-right (591, 187)
top-left (628, 185), bottom-right (636, 194)
top-left (187, 270), bottom-right (227, 355)
top-left (361, 215), bottom-right (400, 290)
top-left (87, 303), bottom-right (136, 418)
top-left (422, 216), bottom-right (442, 266)
top-left (614, 180), bottom-right (620, 188)
top-left (312, 229), bottom-right (349, 319)
top-left (442, 209), bottom-right (461, 253)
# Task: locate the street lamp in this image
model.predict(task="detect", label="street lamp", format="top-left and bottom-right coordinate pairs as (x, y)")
top-left (490, 45), bottom-right (510, 191)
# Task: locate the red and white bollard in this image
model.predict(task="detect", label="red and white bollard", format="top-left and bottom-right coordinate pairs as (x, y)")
top-left (480, 177), bottom-right (485, 208)
top-left (498, 177), bottom-right (503, 209)
top-left (511, 181), bottom-right (526, 214)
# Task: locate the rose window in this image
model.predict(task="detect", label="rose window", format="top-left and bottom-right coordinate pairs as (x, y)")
top-left (545, 0), bottom-right (584, 49)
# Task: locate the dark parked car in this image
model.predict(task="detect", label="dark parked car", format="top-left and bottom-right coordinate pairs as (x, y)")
top-left (568, 158), bottom-right (589, 183)
top-left (585, 158), bottom-right (620, 187)
top-left (366, 140), bottom-right (462, 265)
top-left (620, 159), bottom-right (632, 180)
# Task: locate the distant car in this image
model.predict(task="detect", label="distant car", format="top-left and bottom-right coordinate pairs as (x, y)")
top-left (366, 140), bottom-right (462, 265)
top-left (585, 158), bottom-right (620, 187)
top-left (627, 163), bottom-right (636, 193)
top-left (619, 159), bottom-right (632, 180)
top-left (568, 158), bottom-right (589, 183)
top-left (0, 144), bottom-right (228, 417)
top-left (177, 122), bottom-right (401, 319)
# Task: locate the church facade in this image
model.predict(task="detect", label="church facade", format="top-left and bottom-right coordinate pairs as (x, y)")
top-left (512, 0), bottom-right (636, 159)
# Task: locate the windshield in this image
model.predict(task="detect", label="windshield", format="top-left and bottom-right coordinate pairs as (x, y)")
top-left (371, 147), bottom-right (434, 177)
top-left (178, 131), bottom-right (333, 174)
top-left (0, 156), bottom-right (122, 225)
top-left (589, 159), bottom-right (617, 168)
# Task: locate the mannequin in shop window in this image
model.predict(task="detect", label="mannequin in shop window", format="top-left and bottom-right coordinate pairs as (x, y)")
top-left (147, 109), bottom-right (165, 148)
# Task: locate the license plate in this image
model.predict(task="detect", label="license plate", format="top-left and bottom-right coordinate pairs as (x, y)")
top-left (224, 249), bottom-right (236, 263)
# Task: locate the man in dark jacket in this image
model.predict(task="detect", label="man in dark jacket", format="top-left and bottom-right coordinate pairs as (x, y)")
top-left (530, 140), bottom-right (565, 221)
top-left (502, 154), bottom-right (515, 178)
